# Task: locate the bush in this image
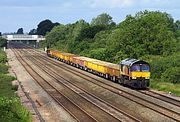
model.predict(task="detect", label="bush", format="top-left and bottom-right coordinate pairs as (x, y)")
top-left (0, 37), bottom-right (7, 48)
top-left (150, 52), bottom-right (180, 81)
top-left (0, 63), bottom-right (9, 74)
top-left (0, 97), bottom-right (32, 122)
top-left (0, 74), bottom-right (16, 97)
top-left (161, 67), bottom-right (180, 83)
top-left (0, 50), bottom-right (7, 63)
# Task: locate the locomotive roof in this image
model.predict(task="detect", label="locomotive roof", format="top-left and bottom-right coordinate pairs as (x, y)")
top-left (120, 58), bottom-right (149, 66)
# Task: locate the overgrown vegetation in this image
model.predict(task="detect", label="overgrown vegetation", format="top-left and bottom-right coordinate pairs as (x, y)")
top-left (150, 53), bottom-right (180, 83)
top-left (0, 74), bottom-right (16, 97)
top-left (0, 37), bottom-right (7, 48)
top-left (0, 46), bottom-right (32, 121)
top-left (0, 97), bottom-right (32, 122)
top-left (0, 50), bottom-right (7, 63)
top-left (39, 11), bottom-right (180, 95)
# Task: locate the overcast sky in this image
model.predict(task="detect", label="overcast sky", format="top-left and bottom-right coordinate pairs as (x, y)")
top-left (0, 0), bottom-right (180, 33)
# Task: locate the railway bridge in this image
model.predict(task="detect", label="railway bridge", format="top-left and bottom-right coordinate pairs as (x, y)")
top-left (2, 34), bottom-right (45, 48)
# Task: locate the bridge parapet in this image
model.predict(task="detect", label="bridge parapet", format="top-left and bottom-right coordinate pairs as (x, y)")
top-left (3, 34), bottom-right (45, 41)
top-left (2, 34), bottom-right (45, 48)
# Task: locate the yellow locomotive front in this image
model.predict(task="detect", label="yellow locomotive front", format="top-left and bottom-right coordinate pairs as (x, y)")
top-left (120, 59), bottom-right (150, 89)
top-left (130, 63), bottom-right (150, 88)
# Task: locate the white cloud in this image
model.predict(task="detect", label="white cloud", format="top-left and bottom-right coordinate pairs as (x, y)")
top-left (87, 0), bottom-right (134, 8)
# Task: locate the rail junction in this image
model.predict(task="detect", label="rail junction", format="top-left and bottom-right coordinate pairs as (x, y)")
top-left (8, 42), bottom-right (180, 122)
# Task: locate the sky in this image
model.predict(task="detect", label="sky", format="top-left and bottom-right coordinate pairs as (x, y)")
top-left (0, 0), bottom-right (180, 33)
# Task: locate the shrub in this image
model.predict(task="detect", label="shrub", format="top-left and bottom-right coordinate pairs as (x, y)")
top-left (150, 53), bottom-right (180, 81)
top-left (0, 74), bottom-right (16, 97)
top-left (0, 63), bottom-right (9, 74)
top-left (0, 50), bottom-right (7, 63)
top-left (161, 67), bottom-right (180, 83)
top-left (0, 37), bottom-right (7, 48)
top-left (0, 97), bottom-right (32, 122)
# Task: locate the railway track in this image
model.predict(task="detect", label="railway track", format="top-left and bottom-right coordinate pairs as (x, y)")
top-left (138, 89), bottom-right (180, 107)
top-left (25, 51), bottom-right (141, 121)
top-left (13, 49), bottom-right (97, 122)
top-left (22, 48), bottom-right (180, 121)
top-left (13, 49), bottom-right (139, 121)
top-left (10, 44), bottom-right (180, 121)
top-left (28, 48), bottom-right (180, 107)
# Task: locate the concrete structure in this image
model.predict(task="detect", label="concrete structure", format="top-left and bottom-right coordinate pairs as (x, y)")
top-left (2, 34), bottom-right (45, 48)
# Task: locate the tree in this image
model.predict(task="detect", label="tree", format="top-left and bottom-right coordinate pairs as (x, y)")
top-left (91, 13), bottom-right (115, 26)
top-left (80, 25), bottom-right (106, 39)
top-left (17, 28), bottom-right (23, 34)
top-left (174, 20), bottom-right (180, 30)
top-left (107, 10), bottom-right (176, 58)
top-left (174, 20), bottom-right (180, 39)
top-left (45, 24), bottom-right (68, 48)
top-left (0, 37), bottom-right (7, 47)
top-left (0, 32), bottom-right (2, 36)
top-left (29, 29), bottom-right (37, 35)
top-left (37, 19), bottom-right (59, 36)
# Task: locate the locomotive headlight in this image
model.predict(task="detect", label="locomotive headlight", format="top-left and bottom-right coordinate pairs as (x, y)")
top-left (132, 76), bottom-right (136, 79)
top-left (146, 76), bottom-right (150, 79)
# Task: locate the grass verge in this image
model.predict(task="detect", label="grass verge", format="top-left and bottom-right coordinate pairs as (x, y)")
top-left (150, 79), bottom-right (180, 96)
top-left (0, 49), bottom-right (32, 122)
top-left (0, 74), bottom-right (16, 97)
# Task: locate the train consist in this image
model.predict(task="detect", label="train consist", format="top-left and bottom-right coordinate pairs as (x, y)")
top-left (47, 49), bottom-right (150, 89)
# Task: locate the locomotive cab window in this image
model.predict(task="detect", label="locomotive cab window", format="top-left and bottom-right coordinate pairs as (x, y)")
top-left (141, 64), bottom-right (150, 72)
top-left (131, 64), bottom-right (150, 72)
top-left (131, 64), bottom-right (140, 72)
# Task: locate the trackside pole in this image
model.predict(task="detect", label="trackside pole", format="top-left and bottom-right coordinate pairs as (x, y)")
top-left (44, 47), bottom-right (47, 52)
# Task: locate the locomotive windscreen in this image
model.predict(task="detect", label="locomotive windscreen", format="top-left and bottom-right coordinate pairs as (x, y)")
top-left (131, 64), bottom-right (150, 72)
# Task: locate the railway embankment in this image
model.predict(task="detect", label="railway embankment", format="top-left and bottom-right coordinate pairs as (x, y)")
top-left (10, 43), bottom-right (180, 122)
top-left (0, 49), bottom-right (32, 122)
top-left (5, 48), bottom-right (76, 122)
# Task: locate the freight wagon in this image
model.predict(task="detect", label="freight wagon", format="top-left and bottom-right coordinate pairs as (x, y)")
top-left (47, 49), bottom-right (150, 89)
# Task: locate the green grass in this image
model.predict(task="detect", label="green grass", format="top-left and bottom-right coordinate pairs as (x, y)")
top-left (0, 49), bottom-right (32, 122)
top-left (0, 74), bottom-right (16, 97)
top-left (0, 50), bottom-right (16, 97)
top-left (150, 79), bottom-right (180, 96)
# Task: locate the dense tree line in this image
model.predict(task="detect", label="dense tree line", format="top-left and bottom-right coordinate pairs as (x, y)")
top-left (29, 19), bottom-right (59, 36)
top-left (39, 11), bottom-right (180, 84)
